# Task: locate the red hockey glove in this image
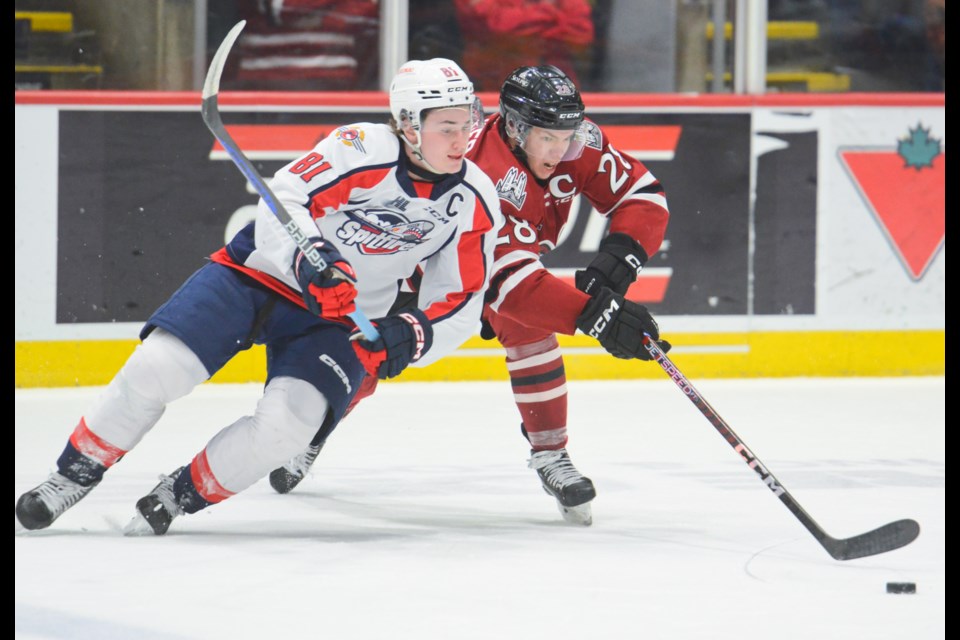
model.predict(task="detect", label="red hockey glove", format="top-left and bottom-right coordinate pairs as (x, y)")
top-left (293, 238), bottom-right (358, 320)
top-left (350, 308), bottom-right (433, 379)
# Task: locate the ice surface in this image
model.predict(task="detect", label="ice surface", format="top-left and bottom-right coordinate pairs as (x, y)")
top-left (15, 377), bottom-right (944, 639)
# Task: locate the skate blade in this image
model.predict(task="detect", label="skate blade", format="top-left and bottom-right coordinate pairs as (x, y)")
top-left (122, 512), bottom-right (157, 537)
top-left (558, 501), bottom-right (593, 526)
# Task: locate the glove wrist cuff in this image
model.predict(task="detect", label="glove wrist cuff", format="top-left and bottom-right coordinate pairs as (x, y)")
top-left (575, 288), bottom-right (618, 338)
top-left (398, 308), bottom-right (432, 363)
top-left (292, 237), bottom-right (326, 280)
top-left (601, 232), bottom-right (649, 268)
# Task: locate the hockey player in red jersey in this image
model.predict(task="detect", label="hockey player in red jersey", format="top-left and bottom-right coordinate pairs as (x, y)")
top-left (15, 59), bottom-right (501, 535)
top-left (269, 65), bottom-right (671, 527)
top-left (464, 65), bottom-right (671, 525)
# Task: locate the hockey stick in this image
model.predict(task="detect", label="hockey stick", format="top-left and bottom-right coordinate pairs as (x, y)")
top-left (201, 20), bottom-right (379, 341)
top-left (641, 335), bottom-right (920, 561)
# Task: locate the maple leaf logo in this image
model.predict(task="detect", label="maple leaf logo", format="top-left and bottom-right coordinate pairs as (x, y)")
top-left (897, 124), bottom-right (941, 170)
top-left (838, 123), bottom-right (944, 280)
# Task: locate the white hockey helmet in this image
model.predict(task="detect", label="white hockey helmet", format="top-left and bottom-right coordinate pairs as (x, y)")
top-left (389, 58), bottom-right (479, 133)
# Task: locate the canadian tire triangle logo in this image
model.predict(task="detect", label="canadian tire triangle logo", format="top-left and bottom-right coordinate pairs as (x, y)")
top-left (839, 124), bottom-right (944, 280)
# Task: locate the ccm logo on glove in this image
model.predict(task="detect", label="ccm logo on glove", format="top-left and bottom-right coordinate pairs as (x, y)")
top-left (350, 308), bottom-right (434, 380)
top-left (585, 297), bottom-right (620, 338)
top-left (575, 287), bottom-right (671, 361)
top-left (398, 312), bottom-right (427, 361)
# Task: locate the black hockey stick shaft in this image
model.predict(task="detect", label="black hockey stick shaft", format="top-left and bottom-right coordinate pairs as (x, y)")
top-left (201, 20), bottom-right (379, 341)
top-left (641, 335), bottom-right (920, 561)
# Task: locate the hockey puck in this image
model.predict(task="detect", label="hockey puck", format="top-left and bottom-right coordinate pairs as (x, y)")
top-left (886, 582), bottom-right (917, 594)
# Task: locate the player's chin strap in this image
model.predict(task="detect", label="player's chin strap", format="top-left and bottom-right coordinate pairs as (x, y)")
top-left (399, 132), bottom-right (445, 176)
top-left (498, 118), bottom-right (538, 181)
top-left (406, 158), bottom-right (449, 182)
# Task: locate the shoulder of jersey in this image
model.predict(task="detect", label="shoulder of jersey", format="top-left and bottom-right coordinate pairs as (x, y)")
top-left (580, 118), bottom-right (605, 153)
top-left (318, 122), bottom-right (399, 166)
top-left (462, 158), bottom-right (501, 204)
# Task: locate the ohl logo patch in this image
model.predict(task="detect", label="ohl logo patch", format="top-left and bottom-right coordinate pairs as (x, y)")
top-left (839, 124), bottom-right (945, 280)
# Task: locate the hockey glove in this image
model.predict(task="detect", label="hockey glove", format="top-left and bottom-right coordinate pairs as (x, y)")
top-left (575, 287), bottom-right (671, 360)
top-left (574, 233), bottom-right (648, 296)
top-left (293, 237), bottom-right (358, 320)
top-left (350, 308), bottom-right (434, 379)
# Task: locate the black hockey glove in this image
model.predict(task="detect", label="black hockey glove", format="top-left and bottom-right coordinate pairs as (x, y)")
top-left (574, 233), bottom-right (648, 296)
top-left (293, 237), bottom-right (358, 320)
top-left (575, 287), bottom-right (671, 361)
top-left (350, 308), bottom-right (434, 379)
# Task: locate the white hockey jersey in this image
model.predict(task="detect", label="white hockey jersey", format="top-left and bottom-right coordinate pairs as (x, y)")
top-left (211, 123), bottom-right (502, 367)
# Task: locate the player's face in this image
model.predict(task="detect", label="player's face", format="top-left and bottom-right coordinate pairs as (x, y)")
top-left (415, 107), bottom-right (474, 174)
top-left (522, 127), bottom-right (577, 180)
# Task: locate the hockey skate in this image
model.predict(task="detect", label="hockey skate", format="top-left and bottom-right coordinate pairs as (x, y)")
top-left (528, 449), bottom-right (596, 526)
top-left (269, 441), bottom-right (324, 494)
top-left (15, 472), bottom-right (100, 530)
top-left (123, 468), bottom-right (184, 536)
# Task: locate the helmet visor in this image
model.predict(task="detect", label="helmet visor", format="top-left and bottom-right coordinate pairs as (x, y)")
top-left (418, 97), bottom-right (484, 135)
top-left (507, 114), bottom-right (588, 164)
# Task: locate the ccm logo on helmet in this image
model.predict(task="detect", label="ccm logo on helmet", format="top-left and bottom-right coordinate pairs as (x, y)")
top-left (447, 86), bottom-right (470, 92)
top-left (559, 112), bottom-right (583, 119)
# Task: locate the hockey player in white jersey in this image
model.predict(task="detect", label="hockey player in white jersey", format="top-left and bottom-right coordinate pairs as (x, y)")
top-left (15, 59), bottom-right (501, 535)
top-left (268, 65), bottom-right (672, 527)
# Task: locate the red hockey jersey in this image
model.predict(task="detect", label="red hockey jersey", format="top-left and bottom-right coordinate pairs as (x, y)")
top-left (466, 114), bottom-right (669, 335)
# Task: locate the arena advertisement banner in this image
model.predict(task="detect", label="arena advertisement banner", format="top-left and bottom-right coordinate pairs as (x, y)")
top-left (14, 94), bottom-right (944, 385)
top-left (823, 108), bottom-right (944, 322)
top-left (52, 110), bottom-right (756, 324)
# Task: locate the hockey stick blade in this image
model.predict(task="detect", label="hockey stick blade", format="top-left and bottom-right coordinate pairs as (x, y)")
top-left (200, 20), bottom-right (379, 341)
top-left (641, 335), bottom-right (920, 561)
top-left (820, 518), bottom-right (920, 561)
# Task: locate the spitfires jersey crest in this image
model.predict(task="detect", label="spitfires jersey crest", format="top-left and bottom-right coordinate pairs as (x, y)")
top-left (215, 122), bottom-right (502, 358)
top-left (338, 208), bottom-right (436, 255)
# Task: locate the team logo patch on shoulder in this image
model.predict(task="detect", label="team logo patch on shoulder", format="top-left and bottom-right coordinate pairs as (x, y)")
top-left (582, 121), bottom-right (602, 151)
top-left (335, 126), bottom-right (367, 152)
top-left (496, 166), bottom-right (528, 210)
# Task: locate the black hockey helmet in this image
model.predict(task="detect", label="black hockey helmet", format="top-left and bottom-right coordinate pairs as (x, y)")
top-left (499, 65), bottom-right (587, 162)
top-left (499, 65), bottom-right (585, 132)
